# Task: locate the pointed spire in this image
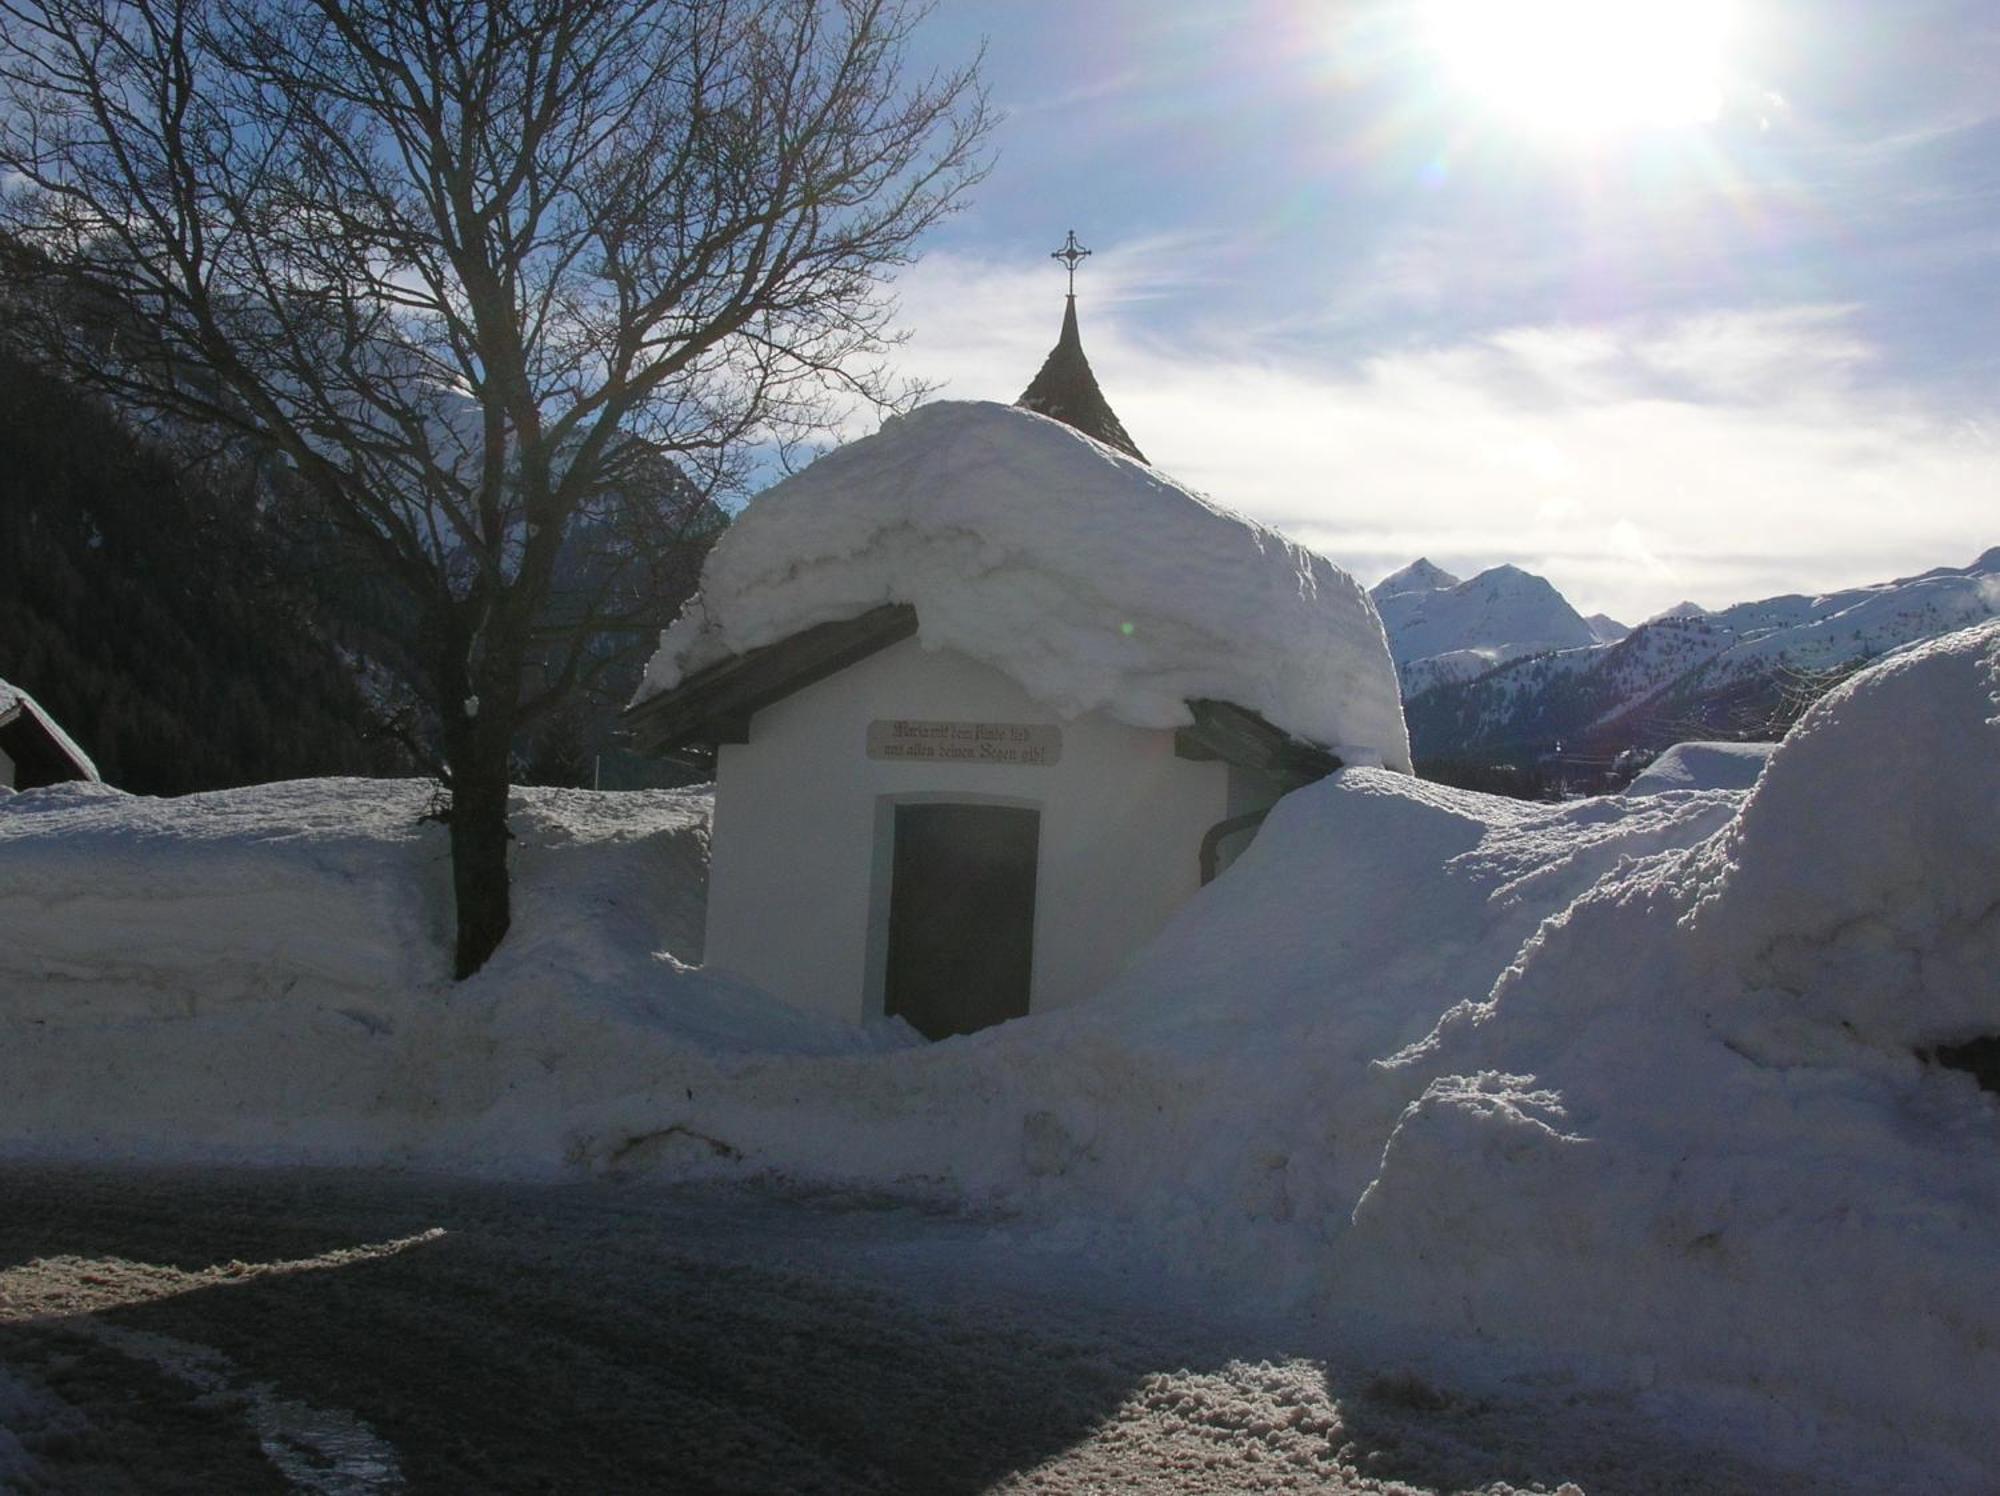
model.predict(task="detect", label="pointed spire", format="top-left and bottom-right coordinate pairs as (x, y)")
top-left (1015, 232), bottom-right (1147, 463)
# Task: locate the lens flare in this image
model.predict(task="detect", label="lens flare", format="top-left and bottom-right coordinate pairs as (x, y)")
top-left (1421, 0), bottom-right (1736, 141)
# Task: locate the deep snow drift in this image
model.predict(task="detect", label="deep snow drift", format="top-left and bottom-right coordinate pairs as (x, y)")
top-left (1337, 619), bottom-right (2000, 1483)
top-left (1623, 739), bottom-right (1777, 795)
top-left (0, 778), bottom-right (896, 1166)
top-left (4, 623), bottom-right (1998, 1488)
top-left (637, 400), bottom-right (1412, 770)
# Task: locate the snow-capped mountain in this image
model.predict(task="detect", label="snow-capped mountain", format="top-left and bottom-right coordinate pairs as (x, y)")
top-left (1403, 546), bottom-right (2000, 765)
top-left (1370, 559), bottom-right (1607, 697)
top-left (1584, 613), bottom-right (1630, 645)
top-left (1373, 557), bottom-right (1462, 597)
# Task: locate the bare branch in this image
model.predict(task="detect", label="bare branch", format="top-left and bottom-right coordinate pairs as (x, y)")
top-left (0, 0), bottom-right (988, 974)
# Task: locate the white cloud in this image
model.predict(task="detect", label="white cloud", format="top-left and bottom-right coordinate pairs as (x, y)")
top-left (888, 256), bottom-right (1998, 622)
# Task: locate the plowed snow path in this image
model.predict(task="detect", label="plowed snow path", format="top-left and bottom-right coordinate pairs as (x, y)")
top-left (0, 1167), bottom-right (1825, 1494)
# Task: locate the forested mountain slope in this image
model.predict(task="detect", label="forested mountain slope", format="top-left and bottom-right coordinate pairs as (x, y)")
top-left (0, 353), bottom-right (409, 793)
top-left (1, 346), bottom-right (724, 793)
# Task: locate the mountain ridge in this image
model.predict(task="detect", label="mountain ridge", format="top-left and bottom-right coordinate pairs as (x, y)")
top-left (1390, 547), bottom-right (2000, 772)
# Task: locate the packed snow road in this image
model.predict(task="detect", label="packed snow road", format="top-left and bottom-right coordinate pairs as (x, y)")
top-left (0, 1166), bottom-right (1828, 1496)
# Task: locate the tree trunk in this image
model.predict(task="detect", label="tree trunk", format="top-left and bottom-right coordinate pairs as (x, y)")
top-left (447, 735), bottom-right (514, 979)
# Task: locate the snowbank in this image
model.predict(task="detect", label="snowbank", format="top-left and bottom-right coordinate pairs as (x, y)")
top-left (6, 622), bottom-right (2000, 1487)
top-left (0, 779), bottom-right (897, 1166)
top-left (615, 622), bottom-right (2000, 1483)
top-left (1623, 739), bottom-right (1777, 795)
top-left (0, 779), bottom-right (450, 1007)
top-left (1337, 619), bottom-right (2000, 1484)
top-left (637, 400), bottom-right (1411, 770)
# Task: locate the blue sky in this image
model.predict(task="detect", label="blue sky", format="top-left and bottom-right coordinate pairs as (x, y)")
top-left (889, 0), bottom-right (1999, 621)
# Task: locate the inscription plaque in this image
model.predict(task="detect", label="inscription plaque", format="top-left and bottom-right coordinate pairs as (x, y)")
top-left (867, 718), bottom-right (1062, 767)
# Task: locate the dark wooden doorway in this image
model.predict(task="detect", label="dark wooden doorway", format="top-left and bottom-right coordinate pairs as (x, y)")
top-left (884, 803), bottom-right (1040, 1040)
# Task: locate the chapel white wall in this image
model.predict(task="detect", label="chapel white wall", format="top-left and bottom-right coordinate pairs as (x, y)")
top-left (702, 637), bottom-right (1233, 1027)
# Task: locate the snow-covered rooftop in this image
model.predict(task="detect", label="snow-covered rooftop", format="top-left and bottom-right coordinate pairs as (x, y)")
top-left (636, 401), bottom-right (1412, 771)
top-left (1624, 740), bottom-right (1777, 796)
top-left (0, 677), bottom-right (100, 784)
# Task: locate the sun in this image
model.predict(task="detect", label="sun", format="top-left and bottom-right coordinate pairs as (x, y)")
top-left (1420, 0), bottom-right (1736, 141)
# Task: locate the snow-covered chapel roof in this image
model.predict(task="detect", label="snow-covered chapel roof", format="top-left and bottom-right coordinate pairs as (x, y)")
top-left (630, 400), bottom-right (1412, 772)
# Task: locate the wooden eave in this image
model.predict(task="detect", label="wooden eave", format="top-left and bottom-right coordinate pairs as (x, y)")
top-left (623, 603), bottom-right (919, 756)
top-left (624, 606), bottom-right (1342, 788)
top-left (1172, 699), bottom-right (1343, 786)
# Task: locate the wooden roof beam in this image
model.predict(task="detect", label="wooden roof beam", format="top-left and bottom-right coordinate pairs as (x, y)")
top-left (1174, 698), bottom-right (1342, 785)
top-left (622, 603), bottom-right (918, 755)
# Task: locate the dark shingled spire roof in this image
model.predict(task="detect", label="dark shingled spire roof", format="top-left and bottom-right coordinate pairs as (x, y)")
top-left (1015, 296), bottom-right (1146, 463)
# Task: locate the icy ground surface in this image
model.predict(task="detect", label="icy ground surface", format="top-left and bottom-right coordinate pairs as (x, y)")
top-left (0, 1165), bottom-right (1832, 1496)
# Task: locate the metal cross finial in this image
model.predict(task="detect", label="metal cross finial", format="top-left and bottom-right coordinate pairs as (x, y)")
top-left (1051, 229), bottom-right (1091, 296)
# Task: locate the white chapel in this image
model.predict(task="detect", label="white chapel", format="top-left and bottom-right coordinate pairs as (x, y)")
top-left (627, 271), bottom-right (1410, 1040)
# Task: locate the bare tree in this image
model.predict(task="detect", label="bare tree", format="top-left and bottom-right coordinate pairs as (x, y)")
top-left (0, 0), bottom-right (988, 975)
